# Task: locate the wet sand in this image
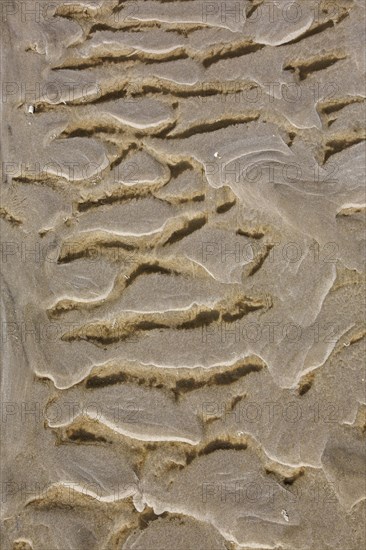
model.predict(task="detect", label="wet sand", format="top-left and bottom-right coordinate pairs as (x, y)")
top-left (1, 1), bottom-right (365, 548)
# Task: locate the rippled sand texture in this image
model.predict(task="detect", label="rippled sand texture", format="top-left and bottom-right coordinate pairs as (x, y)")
top-left (1, 0), bottom-right (365, 548)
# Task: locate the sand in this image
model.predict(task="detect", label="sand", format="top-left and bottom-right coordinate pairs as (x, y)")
top-left (1, 1), bottom-right (365, 548)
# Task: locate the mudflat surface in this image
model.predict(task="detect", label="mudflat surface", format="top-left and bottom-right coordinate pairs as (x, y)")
top-left (0, 1), bottom-right (365, 549)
